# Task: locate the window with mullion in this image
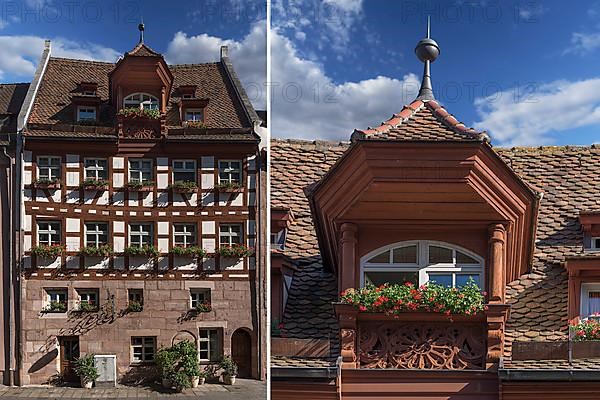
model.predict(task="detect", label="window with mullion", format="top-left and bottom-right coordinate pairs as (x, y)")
top-left (199, 329), bottom-right (220, 362)
top-left (84, 158), bottom-right (108, 180)
top-left (37, 156), bottom-right (61, 180)
top-left (174, 224), bottom-right (197, 247)
top-left (190, 289), bottom-right (210, 308)
top-left (123, 93), bottom-right (159, 110)
top-left (46, 289), bottom-right (67, 305)
top-left (219, 224), bottom-right (242, 246)
top-left (185, 109), bottom-right (203, 122)
top-left (85, 222), bottom-right (108, 247)
top-left (131, 337), bottom-right (155, 362)
top-left (128, 159), bottom-right (153, 183)
top-left (37, 221), bottom-right (61, 246)
top-left (77, 289), bottom-right (98, 306)
top-left (129, 223), bottom-right (152, 247)
top-left (173, 160), bottom-right (196, 183)
top-left (218, 160), bottom-right (242, 184)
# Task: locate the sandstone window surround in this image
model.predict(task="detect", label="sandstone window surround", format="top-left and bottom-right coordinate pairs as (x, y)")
top-left (190, 288), bottom-right (211, 309)
top-left (37, 156), bottom-right (61, 181)
top-left (37, 221), bottom-right (61, 246)
top-left (85, 222), bottom-right (109, 247)
top-left (199, 329), bottom-right (221, 362)
top-left (131, 337), bottom-right (156, 363)
top-left (172, 160), bottom-right (196, 183)
top-left (45, 289), bottom-right (67, 309)
top-left (360, 241), bottom-right (483, 288)
top-left (173, 224), bottom-right (197, 247)
top-left (84, 158), bottom-right (108, 180)
top-left (218, 160), bottom-right (242, 184)
top-left (219, 224), bottom-right (242, 246)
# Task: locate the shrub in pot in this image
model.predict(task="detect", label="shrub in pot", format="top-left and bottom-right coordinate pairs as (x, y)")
top-left (198, 370), bottom-right (208, 385)
top-left (155, 348), bottom-right (177, 389)
top-left (74, 354), bottom-right (99, 389)
top-left (220, 356), bottom-right (238, 385)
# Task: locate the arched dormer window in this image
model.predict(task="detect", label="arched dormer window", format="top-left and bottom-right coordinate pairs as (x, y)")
top-left (360, 241), bottom-right (484, 289)
top-left (123, 93), bottom-right (159, 110)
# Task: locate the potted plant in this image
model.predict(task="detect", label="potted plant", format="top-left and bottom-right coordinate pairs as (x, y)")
top-left (213, 181), bottom-right (243, 192)
top-left (31, 244), bottom-right (65, 259)
top-left (220, 356), bottom-right (238, 385)
top-left (117, 107), bottom-right (160, 120)
top-left (182, 351), bottom-right (201, 388)
top-left (80, 178), bottom-right (109, 190)
top-left (76, 301), bottom-right (97, 312)
top-left (169, 181), bottom-right (198, 194)
top-left (171, 245), bottom-right (206, 258)
top-left (74, 354), bottom-right (99, 389)
top-left (42, 300), bottom-right (66, 313)
top-left (32, 178), bottom-right (61, 189)
top-left (125, 180), bottom-right (155, 192)
top-left (198, 370), bottom-right (208, 385)
top-left (156, 347), bottom-right (177, 389)
top-left (217, 244), bottom-right (254, 259)
top-left (194, 301), bottom-right (212, 313)
top-left (127, 300), bottom-right (143, 312)
top-left (124, 245), bottom-right (160, 258)
top-left (78, 244), bottom-right (114, 258)
top-left (185, 120), bottom-right (206, 129)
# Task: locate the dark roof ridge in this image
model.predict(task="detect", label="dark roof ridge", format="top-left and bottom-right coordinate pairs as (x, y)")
top-left (271, 138), bottom-right (350, 147)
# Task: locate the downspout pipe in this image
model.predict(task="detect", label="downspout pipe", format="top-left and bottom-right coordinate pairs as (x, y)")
top-left (0, 146), bottom-right (13, 385)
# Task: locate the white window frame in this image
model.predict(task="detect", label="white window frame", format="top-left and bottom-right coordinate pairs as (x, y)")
top-left (174, 224), bottom-right (197, 247)
top-left (190, 288), bottom-right (210, 308)
top-left (77, 289), bottom-right (98, 306)
top-left (590, 237), bottom-right (600, 252)
top-left (218, 160), bottom-right (242, 184)
top-left (185, 108), bottom-right (204, 122)
top-left (77, 106), bottom-right (96, 122)
top-left (219, 224), bottom-right (243, 246)
top-left (123, 93), bottom-right (159, 110)
top-left (84, 222), bottom-right (108, 247)
top-left (46, 289), bottom-right (67, 307)
top-left (37, 156), bottom-right (61, 181)
top-left (131, 337), bottom-right (156, 363)
top-left (37, 221), bottom-right (61, 246)
top-left (360, 240), bottom-right (484, 288)
top-left (128, 159), bottom-right (153, 183)
top-left (198, 329), bottom-right (220, 362)
top-left (172, 160), bottom-right (196, 183)
top-left (129, 223), bottom-right (153, 247)
top-left (84, 158), bottom-right (108, 180)
top-left (581, 283), bottom-right (600, 319)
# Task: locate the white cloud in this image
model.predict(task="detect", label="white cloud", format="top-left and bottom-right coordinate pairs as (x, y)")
top-left (0, 35), bottom-right (120, 80)
top-left (272, 28), bottom-right (419, 140)
top-left (563, 32), bottom-right (600, 55)
top-left (474, 78), bottom-right (600, 145)
top-left (165, 20), bottom-right (266, 108)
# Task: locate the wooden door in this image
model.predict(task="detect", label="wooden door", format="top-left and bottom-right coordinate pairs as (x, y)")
top-left (60, 336), bottom-right (79, 382)
top-left (231, 329), bottom-right (252, 378)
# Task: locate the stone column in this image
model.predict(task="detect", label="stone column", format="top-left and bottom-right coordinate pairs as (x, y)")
top-left (339, 223), bottom-right (357, 293)
top-left (488, 223), bottom-right (506, 303)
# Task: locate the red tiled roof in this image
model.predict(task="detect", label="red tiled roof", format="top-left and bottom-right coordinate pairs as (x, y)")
top-left (125, 42), bottom-right (162, 57)
top-left (351, 99), bottom-right (489, 142)
top-left (0, 83), bottom-right (29, 142)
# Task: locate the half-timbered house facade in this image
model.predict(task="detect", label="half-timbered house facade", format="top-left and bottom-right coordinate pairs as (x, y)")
top-left (16, 33), bottom-right (266, 385)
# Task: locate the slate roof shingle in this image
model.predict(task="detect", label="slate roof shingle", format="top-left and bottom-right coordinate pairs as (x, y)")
top-left (0, 83), bottom-right (30, 143)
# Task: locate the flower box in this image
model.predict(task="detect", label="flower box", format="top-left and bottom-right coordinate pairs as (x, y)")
top-left (171, 246), bottom-right (206, 258)
top-left (73, 302), bottom-right (98, 313)
top-left (42, 301), bottom-right (67, 313)
top-left (127, 301), bottom-right (143, 313)
top-left (31, 244), bottom-right (65, 258)
top-left (169, 181), bottom-right (198, 194)
top-left (571, 318), bottom-right (600, 341)
top-left (124, 245), bottom-right (160, 258)
top-left (78, 245), bottom-right (114, 258)
top-left (125, 181), bottom-right (155, 192)
top-left (216, 244), bottom-right (254, 259)
top-left (193, 302), bottom-right (212, 313)
top-left (117, 107), bottom-right (160, 120)
top-left (80, 178), bottom-right (109, 191)
top-left (214, 182), bottom-right (243, 192)
top-left (32, 179), bottom-right (61, 189)
top-left (185, 121), bottom-right (207, 129)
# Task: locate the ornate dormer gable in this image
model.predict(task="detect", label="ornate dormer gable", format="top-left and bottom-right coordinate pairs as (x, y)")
top-left (108, 24), bottom-right (174, 115)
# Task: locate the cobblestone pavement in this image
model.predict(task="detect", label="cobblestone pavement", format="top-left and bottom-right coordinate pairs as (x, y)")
top-left (0, 379), bottom-right (266, 399)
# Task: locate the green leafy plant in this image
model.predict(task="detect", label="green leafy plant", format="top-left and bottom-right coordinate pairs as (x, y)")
top-left (31, 244), bottom-right (65, 258)
top-left (33, 178), bottom-right (60, 187)
top-left (156, 347), bottom-right (177, 379)
top-left (125, 180), bottom-right (155, 190)
top-left (80, 178), bottom-right (108, 189)
top-left (340, 280), bottom-right (486, 317)
top-left (78, 245), bottom-right (114, 257)
top-left (156, 340), bottom-right (200, 391)
top-left (571, 317), bottom-right (600, 341)
top-left (124, 245), bottom-right (160, 258)
top-left (185, 120), bottom-right (206, 129)
top-left (77, 301), bottom-right (97, 312)
top-left (198, 370), bottom-right (209, 379)
top-left (213, 181), bottom-right (243, 191)
top-left (171, 246), bottom-right (206, 258)
top-left (169, 181), bottom-right (198, 192)
top-left (74, 354), bottom-right (99, 384)
top-left (127, 300), bottom-right (143, 312)
top-left (43, 300), bottom-right (66, 313)
top-left (117, 107), bottom-right (160, 119)
top-left (194, 301), bottom-right (212, 313)
top-left (219, 356), bottom-right (238, 377)
top-left (217, 244), bottom-right (254, 259)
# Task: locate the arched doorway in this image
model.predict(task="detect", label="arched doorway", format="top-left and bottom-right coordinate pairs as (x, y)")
top-left (231, 329), bottom-right (252, 378)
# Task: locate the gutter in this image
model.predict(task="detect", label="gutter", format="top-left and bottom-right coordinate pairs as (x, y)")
top-left (14, 39), bottom-right (51, 386)
top-left (499, 368), bottom-right (600, 382)
top-left (270, 366), bottom-right (338, 379)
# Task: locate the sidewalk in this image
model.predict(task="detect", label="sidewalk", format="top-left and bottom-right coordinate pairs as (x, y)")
top-left (0, 379), bottom-right (266, 399)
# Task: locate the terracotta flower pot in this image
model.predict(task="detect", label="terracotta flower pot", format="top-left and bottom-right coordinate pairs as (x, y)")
top-left (223, 374), bottom-right (236, 385)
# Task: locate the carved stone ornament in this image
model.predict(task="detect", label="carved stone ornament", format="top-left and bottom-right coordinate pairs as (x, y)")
top-left (359, 322), bottom-right (486, 370)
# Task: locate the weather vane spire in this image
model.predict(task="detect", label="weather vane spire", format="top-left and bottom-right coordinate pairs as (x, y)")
top-left (415, 15), bottom-right (440, 101)
top-left (138, 17), bottom-right (145, 44)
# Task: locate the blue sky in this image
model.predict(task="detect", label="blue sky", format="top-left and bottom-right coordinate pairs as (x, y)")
top-left (272, 0), bottom-right (600, 145)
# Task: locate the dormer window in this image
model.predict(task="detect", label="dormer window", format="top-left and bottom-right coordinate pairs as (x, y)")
top-left (591, 237), bottom-right (600, 251)
top-left (82, 90), bottom-right (96, 97)
top-left (123, 93), bottom-right (159, 110)
top-left (77, 106), bottom-right (97, 122)
top-left (79, 82), bottom-right (98, 97)
top-left (182, 94), bottom-right (194, 100)
top-left (185, 108), bottom-right (204, 122)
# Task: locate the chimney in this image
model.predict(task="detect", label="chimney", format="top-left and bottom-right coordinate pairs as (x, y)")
top-left (220, 45), bottom-right (229, 60)
top-left (44, 39), bottom-right (51, 50)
